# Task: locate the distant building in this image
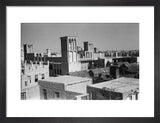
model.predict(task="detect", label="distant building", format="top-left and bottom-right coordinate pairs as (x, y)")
top-left (84, 42), bottom-right (94, 59)
top-left (22, 36), bottom-right (138, 77)
top-left (94, 52), bottom-right (105, 59)
top-left (94, 47), bottom-right (99, 53)
top-left (79, 58), bottom-right (105, 71)
top-left (22, 75), bottom-right (92, 100)
top-left (113, 57), bottom-right (138, 63)
top-left (23, 44), bottom-right (33, 54)
top-left (23, 44), bottom-right (34, 62)
top-left (43, 49), bottom-right (51, 57)
top-left (87, 77), bottom-right (139, 100)
top-left (104, 57), bottom-right (113, 66)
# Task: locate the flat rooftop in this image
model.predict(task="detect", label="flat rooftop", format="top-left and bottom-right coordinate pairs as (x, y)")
top-left (88, 77), bottom-right (139, 93)
top-left (39, 75), bottom-right (91, 85)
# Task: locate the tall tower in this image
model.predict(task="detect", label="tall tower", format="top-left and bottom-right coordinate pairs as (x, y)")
top-left (23, 44), bottom-right (33, 54)
top-left (60, 36), bottom-right (77, 63)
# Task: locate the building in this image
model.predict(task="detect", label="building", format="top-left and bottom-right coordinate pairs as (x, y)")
top-left (94, 47), bottom-right (99, 53)
top-left (43, 49), bottom-right (51, 57)
top-left (94, 52), bottom-right (105, 59)
top-left (84, 42), bottom-right (94, 59)
top-left (87, 77), bottom-right (139, 100)
top-left (21, 61), bottom-right (49, 99)
top-left (79, 58), bottom-right (105, 71)
top-left (22, 36), bottom-right (138, 77)
top-left (23, 44), bottom-right (35, 63)
top-left (22, 38), bottom-right (107, 76)
top-left (22, 75), bottom-right (92, 100)
top-left (44, 36), bottom-right (82, 76)
top-left (23, 36), bottom-right (82, 76)
top-left (60, 36), bottom-right (81, 73)
top-left (21, 35), bottom-right (139, 100)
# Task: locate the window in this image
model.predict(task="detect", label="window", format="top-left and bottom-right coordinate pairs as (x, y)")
top-left (43, 89), bottom-right (47, 99)
top-left (42, 74), bottom-right (45, 79)
top-left (21, 92), bottom-right (26, 100)
top-left (28, 76), bottom-right (31, 83)
top-left (22, 69), bottom-right (24, 74)
top-left (25, 81), bottom-right (28, 86)
top-left (55, 92), bottom-right (60, 98)
top-left (35, 75), bottom-right (38, 82)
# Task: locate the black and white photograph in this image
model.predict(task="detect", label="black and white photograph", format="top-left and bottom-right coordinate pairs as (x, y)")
top-left (0, 0), bottom-right (158, 122)
top-left (5, 6), bottom-right (155, 118)
top-left (21, 23), bottom-right (139, 100)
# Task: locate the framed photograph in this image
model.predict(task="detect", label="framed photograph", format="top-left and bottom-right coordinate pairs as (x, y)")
top-left (0, 0), bottom-right (159, 122)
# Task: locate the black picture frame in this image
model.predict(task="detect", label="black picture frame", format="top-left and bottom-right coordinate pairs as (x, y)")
top-left (0, 0), bottom-right (160, 122)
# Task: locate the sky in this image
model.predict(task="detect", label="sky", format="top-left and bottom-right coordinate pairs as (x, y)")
top-left (21, 23), bottom-right (139, 53)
